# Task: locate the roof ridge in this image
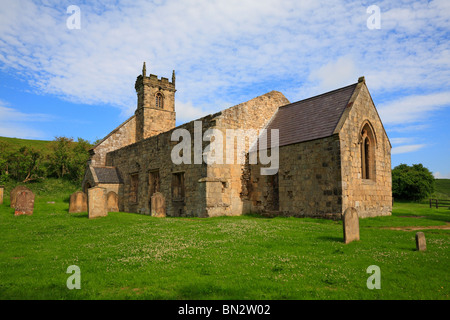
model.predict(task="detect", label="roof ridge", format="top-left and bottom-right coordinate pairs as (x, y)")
top-left (279, 82), bottom-right (358, 110)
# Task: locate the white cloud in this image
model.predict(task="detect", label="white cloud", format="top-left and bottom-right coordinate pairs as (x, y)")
top-left (434, 171), bottom-right (450, 179)
top-left (388, 124), bottom-right (429, 133)
top-left (391, 144), bottom-right (426, 155)
top-left (0, 0), bottom-right (449, 125)
top-left (0, 124), bottom-right (46, 139)
top-left (0, 105), bottom-right (53, 122)
top-left (175, 101), bottom-right (209, 124)
top-left (378, 92), bottom-right (450, 125)
top-left (0, 99), bottom-right (52, 139)
top-left (390, 137), bottom-right (414, 145)
top-left (307, 55), bottom-right (360, 94)
top-left (0, 1), bottom-right (447, 111)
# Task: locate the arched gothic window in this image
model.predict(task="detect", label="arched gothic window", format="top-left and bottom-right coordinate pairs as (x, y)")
top-left (155, 93), bottom-right (164, 108)
top-left (360, 122), bottom-right (376, 180)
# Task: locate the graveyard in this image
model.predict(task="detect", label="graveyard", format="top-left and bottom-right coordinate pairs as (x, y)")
top-left (0, 180), bottom-right (448, 300)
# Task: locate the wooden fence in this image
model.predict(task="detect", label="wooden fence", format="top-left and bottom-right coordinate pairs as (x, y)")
top-left (429, 198), bottom-right (450, 209)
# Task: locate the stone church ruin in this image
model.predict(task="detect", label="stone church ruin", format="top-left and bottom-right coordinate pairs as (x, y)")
top-left (82, 63), bottom-right (392, 219)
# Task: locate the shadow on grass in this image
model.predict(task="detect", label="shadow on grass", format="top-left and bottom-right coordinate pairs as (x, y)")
top-left (69, 212), bottom-right (89, 218)
top-left (242, 212), bottom-right (273, 219)
top-left (176, 282), bottom-right (246, 300)
top-left (317, 235), bottom-right (343, 243)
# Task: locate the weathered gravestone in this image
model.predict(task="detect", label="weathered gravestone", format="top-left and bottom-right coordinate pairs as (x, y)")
top-left (14, 189), bottom-right (35, 216)
top-left (106, 191), bottom-right (119, 212)
top-left (0, 185), bottom-right (4, 205)
top-left (10, 186), bottom-right (32, 208)
top-left (343, 207), bottom-right (360, 244)
top-left (415, 232), bottom-right (426, 251)
top-left (88, 187), bottom-right (107, 219)
top-left (151, 192), bottom-right (166, 217)
top-left (69, 191), bottom-right (88, 213)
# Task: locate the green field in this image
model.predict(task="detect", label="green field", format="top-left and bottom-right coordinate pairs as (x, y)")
top-left (434, 179), bottom-right (450, 199)
top-left (0, 181), bottom-right (449, 300)
top-left (0, 136), bottom-right (54, 156)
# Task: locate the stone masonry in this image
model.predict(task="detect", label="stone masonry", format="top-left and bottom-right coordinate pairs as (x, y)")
top-left (243, 78), bottom-right (391, 219)
top-left (83, 66), bottom-right (392, 219)
top-left (10, 186), bottom-right (32, 208)
top-left (0, 185), bottom-right (4, 205)
top-left (88, 187), bottom-right (108, 219)
top-left (337, 79), bottom-right (392, 218)
top-left (104, 90), bottom-right (289, 217)
top-left (343, 207), bottom-right (360, 244)
top-left (69, 191), bottom-right (88, 213)
top-left (14, 189), bottom-right (35, 216)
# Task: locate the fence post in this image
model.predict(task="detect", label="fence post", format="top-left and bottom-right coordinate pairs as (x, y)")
top-left (436, 199), bottom-right (438, 209)
top-left (429, 198), bottom-right (432, 208)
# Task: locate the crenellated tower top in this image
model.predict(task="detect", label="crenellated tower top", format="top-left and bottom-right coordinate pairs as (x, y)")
top-left (134, 62), bottom-right (176, 141)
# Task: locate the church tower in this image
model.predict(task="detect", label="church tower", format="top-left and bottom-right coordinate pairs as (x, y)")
top-left (134, 62), bottom-right (176, 141)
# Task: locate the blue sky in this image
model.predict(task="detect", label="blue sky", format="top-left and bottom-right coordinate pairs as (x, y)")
top-left (0, 0), bottom-right (449, 177)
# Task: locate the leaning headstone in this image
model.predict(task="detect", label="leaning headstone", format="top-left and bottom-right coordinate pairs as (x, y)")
top-left (0, 185), bottom-right (4, 205)
top-left (106, 191), bottom-right (119, 212)
top-left (10, 186), bottom-right (32, 208)
top-left (14, 189), bottom-right (35, 216)
top-left (88, 187), bottom-right (107, 219)
top-left (343, 207), bottom-right (360, 244)
top-left (415, 232), bottom-right (426, 251)
top-left (69, 191), bottom-right (88, 213)
top-left (151, 192), bottom-right (166, 217)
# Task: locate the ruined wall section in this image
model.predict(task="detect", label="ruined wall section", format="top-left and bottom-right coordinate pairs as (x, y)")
top-left (105, 115), bottom-right (221, 217)
top-left (206, 91), bottom-right (291, 217)
top-left (105, 91), bottom-right (290, 217)
top-left (338, 82), bottom-right (392, 218)
top-left (245, 135), bottom-right (343, 218)
top-left (89, 116), bottom-right (136, 167)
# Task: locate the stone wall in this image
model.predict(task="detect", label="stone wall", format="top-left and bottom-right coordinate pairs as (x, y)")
top-left (205, 91), bottom-right (290, 216)
top-left (105, 91), bottom-right (290, 217)
top-left (135, 73), bottom-right (176, 141)
top-left (135, 107), bottom-right (176, 141)
top-left (106, 116), bottom-right (212, 216)
top-left (89, 116), bottom-right (136, 167)
top-left (81, 167), bottom-right (122, 203)
top-left (338, 82), bottom-right (392, 218)
top-left (242, 81), bottom-right (391, 219)
top-left (245, 134), bottom-right (343, 218)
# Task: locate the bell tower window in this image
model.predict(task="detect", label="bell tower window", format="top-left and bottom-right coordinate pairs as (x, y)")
top-left (155, 93), bottom-right (164, 108)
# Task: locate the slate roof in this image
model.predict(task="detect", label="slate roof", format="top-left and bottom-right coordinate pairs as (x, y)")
top-left (93, 167), bottom-right (123, 184)
top-left (261, 82), bottom-right (358, 148)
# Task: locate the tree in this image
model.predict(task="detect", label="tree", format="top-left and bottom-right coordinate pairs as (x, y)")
top-left (0, 141), bottom-right (12, 183)
top-left (47, 136), bottom-right (92, 182)
top-left (48, 136), bottom-right (73, 178)
top-left (69, 137), bottom-right (92, 183)
top-left (7, 146), bottom-right (44, 182)
top-left (392, 163), bottom-right (435, 201)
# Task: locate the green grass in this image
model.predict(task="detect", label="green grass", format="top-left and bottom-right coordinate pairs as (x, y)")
top-left (0, 136), bottom-right (54, 157)
top-left (434, 179), bottom-right (450, 199)
top-left (0, 188), bottom-right (449, 300)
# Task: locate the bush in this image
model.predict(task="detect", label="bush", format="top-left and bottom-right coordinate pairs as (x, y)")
top-left (0, 136), bottom-right (92, 184)
top-left (392, 163), bottom-right (434, 201)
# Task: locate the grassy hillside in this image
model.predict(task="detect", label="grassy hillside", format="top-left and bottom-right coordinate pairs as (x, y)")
top-left (0, 136), bottom-right (54, 156)
top-left (0, 135), bottom-right (92, 184)
top-left (434, 179), bottom-right (450, 199)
